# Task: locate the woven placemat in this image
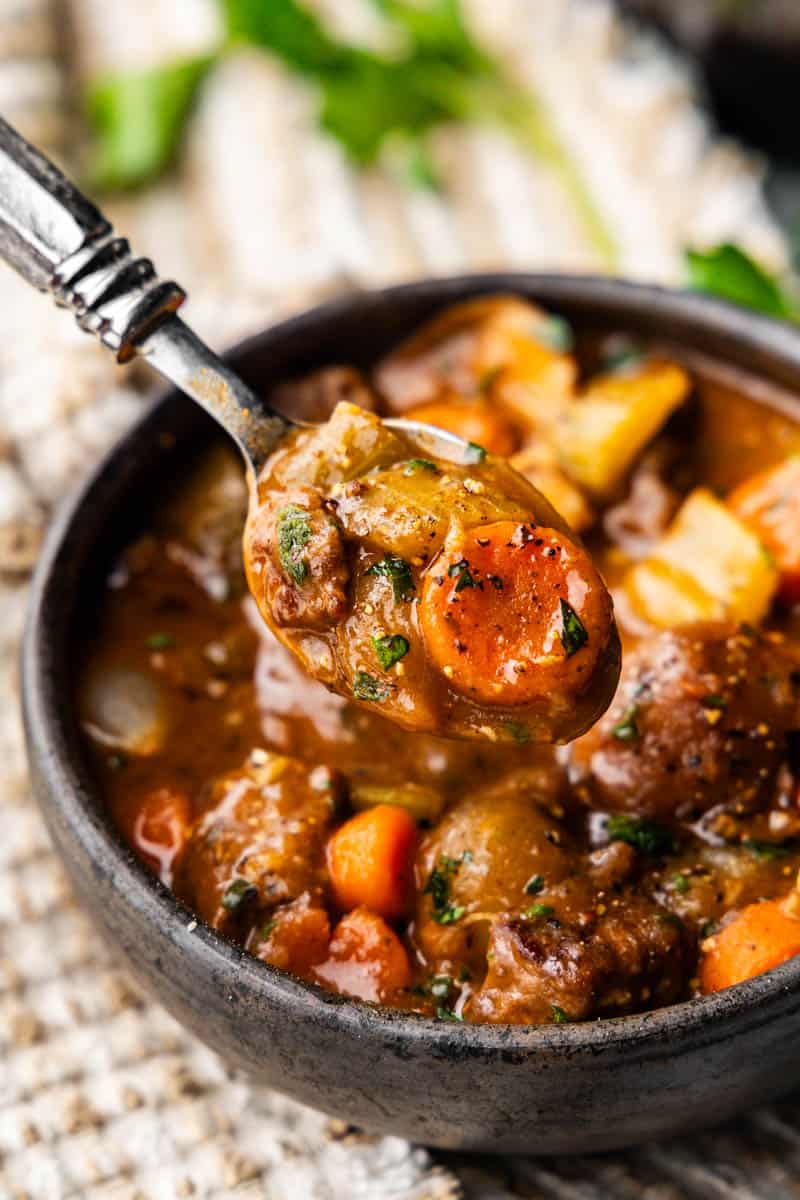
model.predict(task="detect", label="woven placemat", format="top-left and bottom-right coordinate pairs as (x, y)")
top-left (1, 3), bottom-right (798, 1197)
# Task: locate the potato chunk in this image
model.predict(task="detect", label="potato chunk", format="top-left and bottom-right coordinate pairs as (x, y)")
top-left (558, 359), bottom-right (690, 497)
top-left (625, 488), bottom-right (778, 628)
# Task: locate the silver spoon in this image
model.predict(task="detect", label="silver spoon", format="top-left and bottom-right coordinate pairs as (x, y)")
top-left (0, 117), bottom-right (464, 478)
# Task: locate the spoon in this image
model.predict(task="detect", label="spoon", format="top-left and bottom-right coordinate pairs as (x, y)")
top-left (0, 116), bottom-right (464, 477)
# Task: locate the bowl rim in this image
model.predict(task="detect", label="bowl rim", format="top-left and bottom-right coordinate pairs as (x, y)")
top-left (22, 270), bottom-right (800, 1061)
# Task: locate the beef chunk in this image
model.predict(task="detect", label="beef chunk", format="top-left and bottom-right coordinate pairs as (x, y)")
top-left (570, 624), bottom-right (800, 821)
top-left (244, 486), bottom-right (350, 631)
top-left (470, 886), bottom-right (692, 1024)
top-left (174, 751), bottom-right (340, 930)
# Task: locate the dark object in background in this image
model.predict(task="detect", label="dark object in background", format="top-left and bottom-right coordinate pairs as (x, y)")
top-left (620, 0), bottom-right (800, 164)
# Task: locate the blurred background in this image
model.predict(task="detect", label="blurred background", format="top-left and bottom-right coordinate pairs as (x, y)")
top-left (3, 2), bottom-right (800, 1197)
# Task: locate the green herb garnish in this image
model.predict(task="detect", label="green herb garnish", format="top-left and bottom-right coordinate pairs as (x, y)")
top-left (403, 458), bottom-right (439, 476)
top-left (463, 441), bottom-right (487, 464)
top-left (425, 852), bottom-right (470, 925)
top-left (743, 840), bottom-right (791, 861)
top-left (522, 903), bottom-right (554, 920)
top-left (85, 55), bottom-right (214, 189)
top-left (448, 558), bottom-right (477, 592)
top-left (146, 632), bottom-right (175, 650)
top-left (535, 315), bottom-right (574, 352)
top-left (372, 633), bottom-right (410, 670)
top-left (559, 598), bottom-right (588, 657)
top-left (221, 877), bottom-right (258, 912)
top-left (261, 918), bottom-right (277, 939)
top-left (604, 344), bottom-right (644, 373)
top-left (352, 671), bottom-right (391, 703)
top-left (277, 504), bottom-right (312, 585)
top-left (686, 243), bottom-right (798, 321)
top-left (700, 694), bottom-right (727, 710)
top-left (366, 554), bottom-right (416, 602)
top-left (436, 1005), bottom-right (464, 1021)
top-left (504, 720), bottom-right (530, 745)
top-left (611, 704), bottom-right (640, 742)
top-left (606, 815), bottom-right (675, 856)
top-left (524, 874), bottom-right (545, 895)
top-left (551, 1004), bottom-right (570, 1024)
top-left (671, 873), bottom-right (690, 895)
top-left (85, 0), bottom-right (617, 263)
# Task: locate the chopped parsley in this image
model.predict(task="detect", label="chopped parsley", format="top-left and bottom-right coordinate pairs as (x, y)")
top-left (606, 815), bottom-right (675, 856)
top-left (261, 918), bottom-right (277, 939)
top-left (425, 851), bottom-right (472, 925)
top-left (277, 504), bottom-right (312, 585)
top-left (352, 671), bottom-right (391, 703)
top-left (146, 632), bottom-right (174, 650)
top-left (436, 1005), bottom-right (464, 1022)
top-left (535, 315), bottom-right (574, 352)
top-left (463, 441), bottom-right (486, 464)
top-left (372, 633), bottom-right (410, 671)
top-left (559, 598), bottom-right (588, 657)
top-left (221, 878), bottom-right (258, 912)
top-left (523, 903), bottom-right (554, 920)
top-left (524, 874), bottom-right (545, 895)
top-left (403, 458), bottom-right (439, 476)
top-left (366, 554), bottom-right (416, 602)
top-left (551, 1004), bottom-right (570, 1024)
top-left (700, 694), bottom-right (727, 710)
top-left (671, 873), bottom-right (690, 895)
top-left (743, 840), bottom-right (791, 861)
top-left (611, 704), bottom-right (640, 742)
top-left (504, 720), bottom-right (530, 745)
top-left (448, 558), bottom-right (477, 592)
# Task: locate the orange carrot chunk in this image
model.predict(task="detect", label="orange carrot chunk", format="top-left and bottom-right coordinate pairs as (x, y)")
top-left (700, 898), bottom-right (800, 994)
top-left (313, 906), bottom-right (412, 1003)
top-left (405, 398), bottom-right (518, 458)
top-left (129, 787), bottom-right (191, 885)
top-left (419, 520), bottom-right (614, 708)
top-left (728, 457), bottom-right (800, 606)
top-left (327, 804), bottom-right (418, 920)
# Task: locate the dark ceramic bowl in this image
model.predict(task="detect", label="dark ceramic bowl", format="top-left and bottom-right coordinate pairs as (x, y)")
top-left (22, 274), bottom-right (800, 1155)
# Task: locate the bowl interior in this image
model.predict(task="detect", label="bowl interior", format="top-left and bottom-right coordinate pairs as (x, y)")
top-left (24, 273), bottom-right (800, 1057)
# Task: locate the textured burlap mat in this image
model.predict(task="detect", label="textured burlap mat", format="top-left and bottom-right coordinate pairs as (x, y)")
top-left (2, 3), bottom-right (800, 1197)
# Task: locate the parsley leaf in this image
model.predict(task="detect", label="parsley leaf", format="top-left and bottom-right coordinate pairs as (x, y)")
top-left (372, 633), bottom-right (410, 670)
top-left (743, 840), bottom-right (791, 861)
top-left (559, 598), bottom-right (588, 657)
top-left (403, 458), bottom-right (439, 476)
top-left (524, 874), bottom-right (545, 895)
top-left (448, 558), bottom-right (477, 592)
top-left (277, 504), bottom-right (312, 585)
top-left (221, 877), bottom-right (259, 911)
top-left (366, 554), bottom-right (416, 602)
top-left (425, 852), bottom-right (470, 925)
top-left (85, 55), bottom-right (214, 189)
top-left (606, 815), bottom-right (675, 856)
top-left (146, 632), bottom-right (175, 650)
top-left (611, 704), bottom-right (640, 742)
top-left (686, 243), bottom-right (798, 321)
top-left (503, 720), bottom-right (530, 745)
top-left (352, 671), bottom-right (391, 703)
top-left (463, 441), bottom-right (487, 464)
top-left (522, 903), bottom-right (554, 919)
top-left (551, 1004), bottom-right (570, 1024)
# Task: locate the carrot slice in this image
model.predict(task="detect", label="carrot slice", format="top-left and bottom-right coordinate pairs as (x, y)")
top-left (128, 787), bottom-right (191, 885)
top-left (405, 398), bottom-right (518, 458)
top-left (700, 898), bottom-right (800, 994)
top-left (419, 520), bottom-right (613, 707)
top-left (728, 457), bottom-right (800, 605)
top-left (327, 805), bottom-right (418, 920)
top-left (313, 907), bottom-right (412, 1003)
